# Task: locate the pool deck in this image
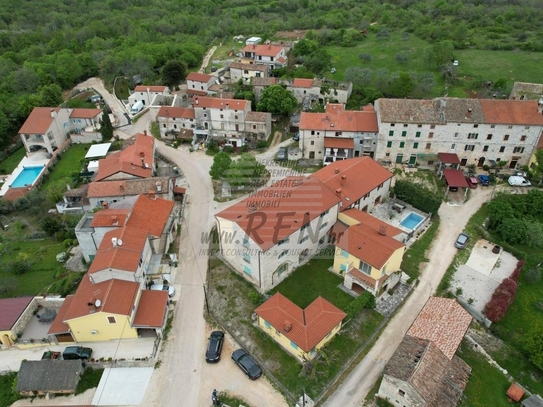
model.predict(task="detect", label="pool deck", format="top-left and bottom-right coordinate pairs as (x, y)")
top-left (0, 152), bottom-right (49, 197)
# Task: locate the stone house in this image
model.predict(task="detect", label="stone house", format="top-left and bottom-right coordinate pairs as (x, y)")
top-left (186, 72), bottom-right (217, 96)
top-left (16, 360), bottom-right (84, 396)
top-left (229, 62), bottom-right (269, 84)
top-left (287, 78), bottom-right (352, 105)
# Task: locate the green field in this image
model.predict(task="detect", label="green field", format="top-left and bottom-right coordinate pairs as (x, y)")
top-left (43, 143), bottom-right (89, 186)
top-left (0, 147), bottom-right (26, 175)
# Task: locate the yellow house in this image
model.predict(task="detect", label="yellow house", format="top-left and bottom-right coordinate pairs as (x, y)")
top-left (330, 209), bottom-right (406, 297)
top-left (0, 297), bottom-right (34, 347)
top-left (254, 292), bottom-right (346, 361)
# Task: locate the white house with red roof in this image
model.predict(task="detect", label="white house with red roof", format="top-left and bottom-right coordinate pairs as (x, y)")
top-left (18, 107), bottom-right (103, 154)
top-left (286, 78), bottom-right (353, 105)
top-left (186, 72), bottom-right (217, 96)
top-left (242, 44), bottom-right (288, 68)
top-left (229, 62), bottom-right (269, 84)
top-left (299, 103), bottom-right (379, 164)
top-left (128, 85), bottom-right (169, 110)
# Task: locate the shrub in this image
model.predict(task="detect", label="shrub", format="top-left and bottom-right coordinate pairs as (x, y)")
top-left (248, 291), bottom-right (263, 305)
top-left (393, 179), bottom-right (442, 215)
top-left (484, 277), bottom-right (517, 322)
top-left (345, 291), bottom-right (375, 318)
top-left (510, 260), bottom-right (525, 281)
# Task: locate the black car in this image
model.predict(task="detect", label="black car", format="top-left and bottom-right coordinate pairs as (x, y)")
top-left (62, 346), bottom-right (93, 360)
top-left (205, 331), bottom-right (225, 363)
top-left (231, 349), bottom-right (262, 380)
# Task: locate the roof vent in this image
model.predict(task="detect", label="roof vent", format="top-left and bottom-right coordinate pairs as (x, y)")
top-left (334, 168), bottom-right (340, 174)
top-left (111, 237), bottom-right (118, 246)
top-left (156, 181), bottom-right (162, 192)
top-left (336, 188), bottom-right (342, 194)
top-left (379, 225), bottom-right (387, 236)
top-left (284, 321), bottom-right (292, 332)
top-left (140, 151), bottom-right (145, 157)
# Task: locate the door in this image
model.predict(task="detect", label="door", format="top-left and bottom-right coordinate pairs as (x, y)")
top-left (396, 154), bottom-right (403, 164)
top-left (460, 158), bottom-right (468, 166)
top-left (477, 157), bottom-right (485, 167)
top-left (354, 150), bottom-right (360, 157)
top-left (409, 154), bottom-right (417, 165)
top-left (509, 160), bottom-right (517, 169)
top-left (309, 151), bottom-right (315, 159)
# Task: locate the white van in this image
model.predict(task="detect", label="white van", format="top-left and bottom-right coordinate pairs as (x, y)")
top-left (150, 284), bottom-right (176, 297)
top-left (130, 100), bottom-right (144, 115)
top-left (508, 176), bottom-right (531, 187)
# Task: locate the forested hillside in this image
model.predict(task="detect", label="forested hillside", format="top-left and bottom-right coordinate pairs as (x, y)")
top-left (0, 0), bottom-right (542, 147)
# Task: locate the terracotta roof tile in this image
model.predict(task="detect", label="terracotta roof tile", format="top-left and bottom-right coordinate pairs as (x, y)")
top-left (69, 108), bottom-right (102, 119)
top-left (480, 99), bottom-right (543, 125)
top-left (48, 295), bottom-right (74, 335)
top-left (216, 177), bottom-right (341, 251)
top-left (2, 187), bottom-right (31, 202)
top-left (192, 96), bottom-right (248, 110)
top-left (252, 77), bottom-right (276, 86)
top-left (242, 44), bottom-right (284, 57)
top-left (87, 177), bottom-right (171, 198)
top-left (323, 137), bottom-right (354, 149)
top-left (300, 105), bottom-right (378, 132)
top-left (157, 106), bottom-right (195, 119)
top-left (292, 78), bottom-right (314, 88)
top-left (407, 297), bottom-right (472, 360)
top-left (347, 268), bottom-right (387, 287)
top-left (186, 72), bottom-right (214, 83)
top-left (246, 111), bottom-right (270, 122)
top-left (341, 209), bottom-right (403, 237)
top-left (186, 89), bottom-right (208, 96)
top-left (18, 107), bottom-right (59, 134)
top-left (311, 157), bottom-right (393, 210)
top-left (229, 62), bottom-right (268, 71)
top-left (90, 209), bottom-right (131, 227)
top-left (438, 152), bottom-right (460, 164)
top-left (254, 293), bottom-right (346, 352)
top-left (126, 194), bottom-right (174, 237)
top-left (134, 85), bottom-right (167, 92)
top-left (507, 383), bottom-right (525, 402)
top-left (133, 290), bottom-right (168, 327)
top-left (0, 297), bottom-right (33, 330)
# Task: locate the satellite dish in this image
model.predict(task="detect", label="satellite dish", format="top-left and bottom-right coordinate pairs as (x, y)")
top-left (111, 237), bottom-right (118, 246)
top-left (117, 239), bottom-right (123, 246)
top-left (94, 299), bottom-right (102, 308)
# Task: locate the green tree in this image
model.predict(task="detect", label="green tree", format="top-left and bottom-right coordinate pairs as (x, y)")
top-left (257, 85), bottom-right (297, 116)
top-left (487, 198), bottom-right (514, 229)
top-left (40, 84), bottom-right (63, 107)
top-left (100, 109), bottom-right (114, 141)
top-left (294, 39), bottom-right (318, 56)
top-left (529, 149), bottom-right (543, 185)
top-left (39, 216), bottom-right (64, 237)
top-left (496, 217), bottom-right (527, 245)
top-left (388, 72), bottom-right (415, 98)
top-left (345, 67), bottom-right (373, 87)
top-left (209, 152), bottom-right (232, 180)
top-left (524, 325), bottom-right (543, 370)
top-left (425, 40), bottom-right (455, 68)
top-left (161, 60), bottom-right (186, 90)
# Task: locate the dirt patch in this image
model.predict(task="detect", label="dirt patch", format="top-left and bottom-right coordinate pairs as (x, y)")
top-left (275, 30), bottom-right (307, 39)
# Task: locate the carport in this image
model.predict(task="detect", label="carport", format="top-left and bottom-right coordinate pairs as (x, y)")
top-left (437, 152), bottom-right (461, 171)
top-left (442, 169), bottom-right (469, 196)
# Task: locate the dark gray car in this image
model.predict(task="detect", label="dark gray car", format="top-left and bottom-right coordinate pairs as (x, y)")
top-left (277, 147), bottom-right (287, 161)
top-left (231, 349), bottom-right (262, 380)
top-left (205, 331), bottom-right (224, 363)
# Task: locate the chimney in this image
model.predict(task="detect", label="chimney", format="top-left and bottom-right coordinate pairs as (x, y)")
top-left (252, 44), bottom-right (256, 49)
top-left (119, 185), bottom-right (124, 192)
top-left (140, 151), bottom-right (145, 157)
top-left (102, 201), bottom-right (109, 209)
top-left (144, 130), bottom-right (148, 136)
top-left (334, 168), bottom-right (340, 174)
top-left (284, 320), bottom-right (292, 332)
top-left (268, 45), bottom-right (271, 49)
top-left (50, 109), bottom-right (56, 118)
top-left (156, 181), bottom-right (162, 192)
top-left (379, 225), bottom-right (387, 236)
top-left (195, 97), bottom-right (199, 105)
top-left (149, 190), bottom-right (156, 199)
top-left (340, 175), bottom-right (346, 186)
top-left (336, 188), bottom-right (342, 194)
top-left (111, 215), bottom-right (118, 224)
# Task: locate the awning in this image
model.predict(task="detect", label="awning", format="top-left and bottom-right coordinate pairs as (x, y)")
top-left (438, 152), bottom-right (460, 165)
top-left (443, 169), bottom-right (469, 187)
top-left (324, 137), bottom-right (354, 149)
top-left (85, 143), bottom-right (112, 159)
top-left (186, 89), bottom-right (207, 96)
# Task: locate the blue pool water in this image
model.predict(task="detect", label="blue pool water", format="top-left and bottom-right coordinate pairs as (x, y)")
top-left (400, 212), bottom-right (424, 230)
top-left (10, 166), bottom-right (45, 188)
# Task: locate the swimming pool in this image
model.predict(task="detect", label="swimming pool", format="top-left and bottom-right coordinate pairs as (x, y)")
top-left (10, 165), bottom-right (45, 188)
top-left (400, 212), bottom-right (424, 231)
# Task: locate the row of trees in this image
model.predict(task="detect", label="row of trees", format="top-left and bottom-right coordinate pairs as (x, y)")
top-left (393, 179), bottom-right (442, 215)
top-left (209, 152), bottom-right (267, 187)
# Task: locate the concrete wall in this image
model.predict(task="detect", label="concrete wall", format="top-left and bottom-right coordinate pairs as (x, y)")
top-left (378, 374), bottom-right (426, 407)
top-left (71, 132), bottom-right (102, 144)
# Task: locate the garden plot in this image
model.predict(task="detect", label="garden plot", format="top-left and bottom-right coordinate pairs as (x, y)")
top-left (451, 239), bottom-right (518, 313)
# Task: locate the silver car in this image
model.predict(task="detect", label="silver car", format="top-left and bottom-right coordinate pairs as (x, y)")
top-left (454, 233), bottom-right (469, 249)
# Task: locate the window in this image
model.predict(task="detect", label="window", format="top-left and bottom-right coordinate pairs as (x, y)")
top-left (220, 114), bottom-right (224, 119)
top-left (514, 147), bottom-right (525, 153)
top-left (428, 132), bottom-right (434, 139)
top-left (403, 124), bottom-right (408, 127)
top-left (319, 222), bottom-right (328, 230)
top-left (500, 146), bottom-right (505, 152)
top-left (467, 133), bottom-right (478, 139)
top-left (474, 124), bottom-right (479, 128)
top-left (235, 115), bottom-right (238, 120)
top-left (483, 145), bottom-right (489, 152)
top-left (521, 135), bottom-right (527, 141)
top-left (426, 143), bottom-right (431, 150)
top-left (389, 130), bottom-right (394, 136)
top-left (243, 265), bottom-right (252, 275)
top-left (387, 141), bottom-right (392, 148)
top-left (487, 134), bottom-right (492, 140)
top-left (359, 261), bottom-right (371, 275)
top-left (451, 143), bottom-right (456, 149)
top-left (454, 132), bottom-right (459, 138)
top-left (253, 125), bottom-right (256, 130)
top-left (491, 125), bottom-right (495, 128)
top-left (341, 250), bottom-right (349, 258)
top-left (264, 321), bottom-right (271, 329)
top-left (430, 125), bottom-right (435, 129)
top-left (391, 123), bottom-right (395, 127)
top-left (242, 236), bottom-right (249, 247)
top-left (243, 253), bottom-right (251, 263)
top-left (415, 131), bottom-right (421, 138)
top-left (310, 141), bottom-right (315, 145)
top-left (504, 135), bottom-right (509, 141)
top-left (278, 250), bottom-right (288, 259)
top-left (339, 263), bottom-right (347, 272)
top-left (107, 316), bottom-right (116, 324)
top-left (398, 389), bottom-right (406, 397)
top-left (465, 145), bottom-right (474, 151)
top-left (417, 124), bottom-right (422, 128)
top-left (278, 238), bottom-right (289, 246)
top-left (385, 152), bottom-right (390, 157)
top-left (508, 125), bottom-right (513, 129)
top-left (413, 142), bottom-right (419, 149)
top-left (290, 341), bottom-right (298, 349)
top-left (401, 131), bottom-right (407, 137)
top-left (399, 142), bottom-right (405, 148)
top-left (311, 130), bottom-right (315, 135)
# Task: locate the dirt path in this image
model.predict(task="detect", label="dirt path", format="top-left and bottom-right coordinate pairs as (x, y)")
top-left (199, 46), bottom-right (217, 73)
top-left (323, 187), bottom-right (495, 407)
top-left (269, 131), bottom-right (283, 148)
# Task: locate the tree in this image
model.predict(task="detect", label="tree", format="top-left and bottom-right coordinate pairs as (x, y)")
top-left (425, 40), bottom-right (455, 69)
top-left (345, 67), bottom-right (373, 86)
top-left (496, 217), bottom-right (527, 245)
top-left (523, 325), bottom-right (543, 370)
top-left (39, 216), bottom-right (64, 237)
top-left (257, 85), bottom-right (297, 116)
top-left (529, 149), bottom-right (543, 185)
top-left (161, 60), bottom-right (186, 90)
top-left (294, 39), bottom-right (318, 57)
top-left (388, 72), bottom-right (415, 98)
top-left (39, 84), bottom-right (63, 107)
top-left (209, 152), bottom-right (232, 180)
top-left (100, 109), bottom-right (114, 141)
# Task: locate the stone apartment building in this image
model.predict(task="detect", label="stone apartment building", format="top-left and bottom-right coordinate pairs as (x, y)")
top-left (287, 78), bottom-right (353, 105)
top-left (299, 104), bottom-right (379, 164)
top-left (374, 98), bottom-right (543, 168)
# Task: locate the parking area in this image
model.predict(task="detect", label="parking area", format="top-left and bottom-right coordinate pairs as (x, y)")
top-left (450, 239), bottom-right (518, 313)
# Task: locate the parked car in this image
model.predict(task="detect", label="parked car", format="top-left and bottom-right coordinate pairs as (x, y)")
top-left (477, 174), bottom-right (490, 186)
top-left (454, 233), bottom-right (469, 249)
top-left (205, 331), bottom-right (225, 363)
top-left (465, 176), bottom-right (478, 189)
top-left (293, 132), bottom-right (300, 142)
top-left (63, 346), bottom-right (93, 360)
top-left (231, 349), bottom-right (262, 380)
top-left (277, 147), bottom-right (287, 161)
top-left (508, 176), bottom-right (531, 187)
top-left (150, 284), bottom-right (176, 298)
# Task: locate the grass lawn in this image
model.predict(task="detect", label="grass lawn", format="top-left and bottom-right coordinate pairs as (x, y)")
top-left (458, 340), bottom-right (517, 407)
top-left (114, 77), bottom-right (130, 100)
top-left (0, 147), bottom-right (26, 175)
top-left (75, 368), bottom-right (104, 395)
top-left (43, 143), bottom-right (90, 186)
top-left (400, 218), bottom-right (440, 281)
top-left (0, 372), bottom-right (20, 407)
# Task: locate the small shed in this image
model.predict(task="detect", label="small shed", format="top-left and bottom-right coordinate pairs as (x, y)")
top-left (85, 143), bottom-right (112, 159)
top-left (16, 359), bottom-right (84, 396)
top-left (0, 297), bottom-right (34, 347)
top-left (507, 383), bottom-right (525, 402)
top-left (522, 394), bottom-right (543, 407)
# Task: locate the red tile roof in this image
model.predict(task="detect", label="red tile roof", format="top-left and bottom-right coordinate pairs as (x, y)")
top-left (126, 194), bottom-right (174, 237)
top-left (507, 383), bottom-right (525, 402)
top-left (300, 105), bottom-right (378, 132)
top-left (254, 293), bottom-right (346, 352)
top-left (292, 78), bottom-right (314, 88)
top-left (18, 107), bottom-right (59, 134)
top-left (242, 44), bottom-right (284, 57)
top-left (311, 157), bottom-right (393, 210)
top-left (134, 85), bottom-right (167, 92)
top-left (95, 134), bottom-right (154, 181)
top-left (480, 99), bottom-right (543, 125)
top-left (157, 106), bottom-right (195, 119)
top-left (341, 209), bottom-right (403, 237)
top-left (407, 297), bottom-right (472, 360)
top-left (443, 169), bottom-right (469, 188)
top-left (70, 108), bottom-right (102, 119)
top-left (246, 111), bottom-right (270, 122)
top-left (62, 276), bottom-right (139, 321)
top-left (252, 77), bottom-right (276, 87)
top-left (133, 290), bottom-right (168, 327)
top-left (2, 187), bottom-right (31, 202)
top-left (216, 177), bottom-right (341, 251)
top-left (323, 137), bottom-right (354, 149)
top-left (229, 62), bottom-right (268, 72)
top-left (90, 209), bottom-right (131, 227)
top-left (438, 152), bottom-right (460, 165)
top-left (88, 226), bottom-right (148, 274)
top-left (347, 268), bottom-right (387, 287)
top-left (48, 295), bottom-right (74, 335)
top-left (186, 72), bottom-right (214, 83)
top-left (192, 96), bottom-right (248, 110)
top-left (0, 297), bottom-right (33, 330)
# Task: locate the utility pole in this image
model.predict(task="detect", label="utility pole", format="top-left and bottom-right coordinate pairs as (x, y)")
top-left (203, 284), bottom-right (210, 314)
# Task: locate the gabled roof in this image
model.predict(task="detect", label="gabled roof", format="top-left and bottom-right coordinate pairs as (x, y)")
top-left (229, 62), bottom-right (268, 72)
top-left (341, 209), bottom-right (403, 237)
top-left (252, 77), bottom-right (276, 87)
top-left (70, 108), bottom-right (102, 119)
top-left (62, 277), bottom-right (139, 321)
top-left (0, 297), bottom-right (33, 330)
top-left (324, 137), bottom-right (354, 149)
top-left (300, 104), bottom-right (378, 132)
top-left (243, 44), bottom-right (284, 57)
top-left (16, 360), bottom-right (83, 393)
top-left (407, 297), bottom-right (472, 360)
top-left (443, 169), bottom-right (469, 188)
top-left (133, 290), bottom-right (168, 327)
top-left (186, 72), bottom-right (214, 83)
top-left (157, 106), bottom-right (195, 119)
top-left (292, 78), bottom-right (314, 88)
top-left (18, 107), bottom-right (59, 134)
top-left (216, 176), bottom-right (341, 251)
top-left (90, 208), bottom-right (131, 227)
top-left (384, 335), bottom-right (471, 407)
top-left (192, 96), bottom-right (248, 110)
top-left (48, 295), bottom-right (74, 335)
top-left (246, 111), bottom-right (270, 122)
top-left (87, 177), bottom-right (171, 198)
top-left (95, 134), bottom-right (154, 181)
top-left (126, 194), bottom-right (174, 238)
top-left (438, 152), bottom-right (460, 165)
top-left (480, 99), bottom-right (543, 125)
top-left (311, 157), bottom-right (393, 210)
top-left (254, 293), bottom-right (346, 352)
top-left (134, 85), bottom-right (168, 92)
